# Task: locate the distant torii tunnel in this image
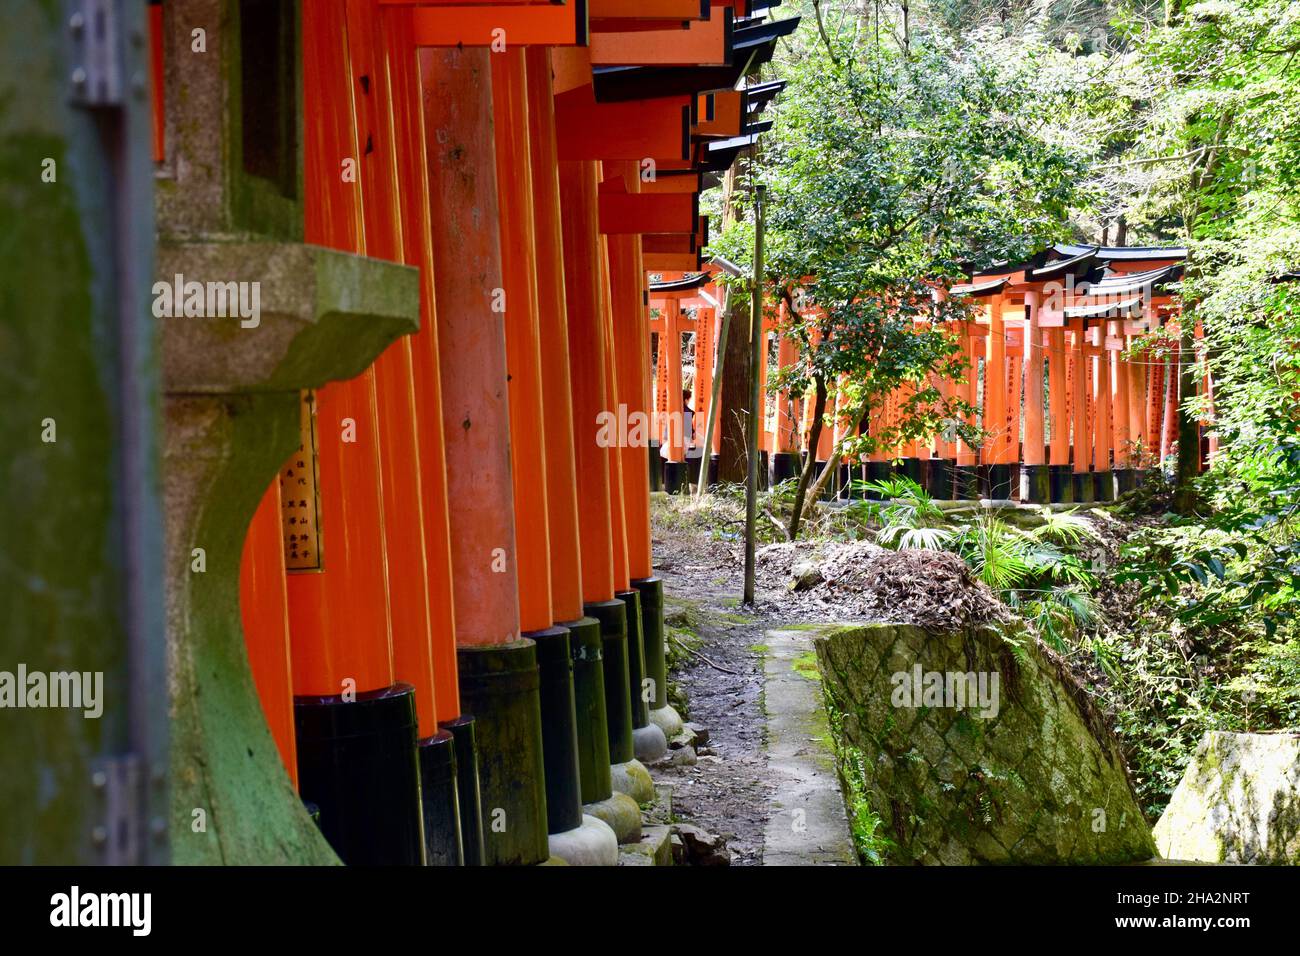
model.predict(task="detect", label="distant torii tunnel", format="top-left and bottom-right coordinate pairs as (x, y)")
top-left (650, 244), bottom-right (1210, 503)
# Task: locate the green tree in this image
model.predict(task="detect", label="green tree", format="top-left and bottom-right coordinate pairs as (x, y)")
top-left (712, 12), bottom-right (1094, 537)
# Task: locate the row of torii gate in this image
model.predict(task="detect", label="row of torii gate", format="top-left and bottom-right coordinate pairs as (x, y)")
top-left (650, 243), bottom-right (1209, 503)
top-left (144, 1), bottom-right (798, 867)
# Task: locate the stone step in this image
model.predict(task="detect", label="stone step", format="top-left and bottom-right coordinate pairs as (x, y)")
top-left (617, 824), bottom-right (674, 866)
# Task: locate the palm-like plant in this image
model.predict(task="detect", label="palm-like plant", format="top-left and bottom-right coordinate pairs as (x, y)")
top-left (953, 514), bottom-right (1034, 589)
top-left (862, 476), bottom-right (954, 551)
top-left (1028, 506), bottom-right (1097, 547)
top-left (1009, 584), bottom-right (1101, 650)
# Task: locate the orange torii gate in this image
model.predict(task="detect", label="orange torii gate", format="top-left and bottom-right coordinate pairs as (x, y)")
top-left (662, 244), bottom-right (1195, 507)
top-left (954, 244), bottom-right (1190, 502)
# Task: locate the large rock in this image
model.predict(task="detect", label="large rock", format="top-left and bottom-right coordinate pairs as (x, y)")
top-left (815, 623), bottom-right (1155, 864)
top-left (1154, 731), bottom-right (1300, 864)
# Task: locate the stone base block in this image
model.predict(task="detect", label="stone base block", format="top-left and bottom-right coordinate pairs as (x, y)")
top-left (547, 814), bottom-right (619, 866)
top-left (583, 791), bottom-right (642, 845)
top-left (610, 758), bottom-right (656, 804)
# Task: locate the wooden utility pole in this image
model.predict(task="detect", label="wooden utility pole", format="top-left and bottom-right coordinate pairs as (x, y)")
top-left (743, 185), bottom-right (766, 606)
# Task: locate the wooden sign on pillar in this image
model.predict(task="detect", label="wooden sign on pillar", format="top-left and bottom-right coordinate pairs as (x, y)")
top-left (281, 391), bottom-right (324, 572)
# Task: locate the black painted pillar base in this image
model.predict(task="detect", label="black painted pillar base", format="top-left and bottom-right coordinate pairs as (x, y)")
top-left (526, 626), bottom-right (583, 837)
top-left (663, 460), bottom-right (685, 495)
top-left (647, 441), bottom-right (663, 492)
top-left (1096, 470), bottom-right (1116, 502)
top-left (584, 599), bottom-right (634, 767)
top-left (456, 640), bottom-right (550, 866)
top-left (955, 464), bottom-right (980, 500)
top-left (900, 457), bottom-right (925, 489)
top-left (771, 451), bottom-right (800, 485)
top-left (438, 713), bottom-right (484, 865)
top-left (1073, 471), bottom-right (1094, 503)
top-left (685, 453), bottom-right (703, 488)
top-left (759, 450), bottom-right (770, 491)
top-left (987, 463), bottom-right (1014, 501)
top-left (926, 458), bottom-right (955, 500)
top-left (866, 459), bottom-right (891, 497)
top-left (708, 454), bottom-right (719, 487)
top-left (615, 590), bottom-right (650, 729)
top-left (419, 729), bottom-right (463, 866)
top-left (1114, 468), bottom-right (1137, 495)
top-left (1020, 463), bottom-right (1051, 504)
top-left (1049, 464), bottom-right (1073, 504)
top-left (631, 576), bottom-right (666, 710)
top-left (295, 683), bottom-right (425, 866)
top-left (560, 615), bottom-right (611, 805)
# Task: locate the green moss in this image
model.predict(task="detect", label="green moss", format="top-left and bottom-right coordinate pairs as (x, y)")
top-left (792, 652), bottom-right (822, 682)
top-left (820, 688), bottom-right (892, 864)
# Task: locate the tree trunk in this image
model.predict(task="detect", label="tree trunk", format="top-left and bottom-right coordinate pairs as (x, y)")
top-left (787, 376), bottom-right (828, 539)
top-left (795, 405), bottom-right (869, 532)
top-left (717, 163), bottom-right (752, 483)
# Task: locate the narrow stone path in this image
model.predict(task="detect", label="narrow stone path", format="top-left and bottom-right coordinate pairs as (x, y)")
top-left (760, 627), bottom-right (857, 865)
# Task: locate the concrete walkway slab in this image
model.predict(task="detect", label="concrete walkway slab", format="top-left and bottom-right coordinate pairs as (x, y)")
top-left (761, 628), bottom-right (858, 866)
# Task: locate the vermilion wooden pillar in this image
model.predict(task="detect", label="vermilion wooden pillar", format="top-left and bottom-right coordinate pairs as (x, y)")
top-left (491, 48), bottom-right (595, 847)
top-left (348, 0), bottom-right (440, 741)
top-left (378, 4), bottom-right (467, 867)
top-left (954, 320), bottom-right (980, 498)
top-left (604, 230), bottom-right (665, 764)
top-left (662, 302), bottom-right (687, 493)
top-left (600, 241), bottom-right (632, 596)
top-left (1021, 290), bottom-right (1048, 502)
top-left (384, 8), bottom-right (459, 723)
top-left (291, 0), bottom-right (422, 866)
top-left (422, 44), bottom-right (548, 868)
top-left (620, 229), bottom-right (675, 743)
top-left (696, 307), bottom-right (721, 459)
top-left (491, 49), bottom-right (554, 637)
top-left (1096, 331), bottom-right (1115, 500)
top-left (1113, 326), bottom-right (1133, 490)
top-left (524, 48), bottom-right (616, 817)
top-left (1047, 321), bottom-right (1069, 501)
top-left (772, 305), bottom-right (801, 483)
top-left (559, 159), bottom-right (637, 775)
top-left (609, 233), bottom-right (654, 581)
top-left (984, 295), bottom-right (1012, 498)
top-left (1070, 323), bottom-right (1090, 500)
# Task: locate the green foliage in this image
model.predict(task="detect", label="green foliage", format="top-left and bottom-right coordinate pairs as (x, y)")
top-left (711, 12), bottom-right (1096, 469)
top-left (822, 692), bottom-right (893, 865)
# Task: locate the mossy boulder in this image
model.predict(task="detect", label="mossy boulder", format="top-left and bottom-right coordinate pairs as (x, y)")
top-left (1154, 731), bottom-right (1300, 864)
top-left (814, 623), bottom-right (1155, 864)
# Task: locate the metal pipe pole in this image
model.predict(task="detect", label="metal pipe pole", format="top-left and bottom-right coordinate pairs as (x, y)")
top-left (743, 184), bottom-right (766, 606)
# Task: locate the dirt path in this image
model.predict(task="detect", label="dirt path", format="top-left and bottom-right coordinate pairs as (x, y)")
top-left (647, 507), bottom-right (817, 866)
